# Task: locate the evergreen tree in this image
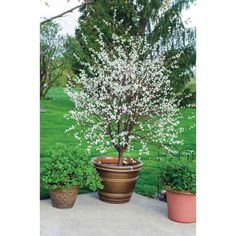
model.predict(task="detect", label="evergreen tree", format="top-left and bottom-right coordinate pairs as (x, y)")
top-left (68, 0), bottom-right (196, 92)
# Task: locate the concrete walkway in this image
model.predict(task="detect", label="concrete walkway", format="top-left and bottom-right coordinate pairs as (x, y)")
top-left (41, 192), bottom-right (195, 236)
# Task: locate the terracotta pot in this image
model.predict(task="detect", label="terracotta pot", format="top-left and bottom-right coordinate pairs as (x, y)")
top-left (93, 156), bottom-right (143, 204)
top-left (166, 189), bottom-right (196, 223)
top-left (49, 185), bottom-right (80, 208)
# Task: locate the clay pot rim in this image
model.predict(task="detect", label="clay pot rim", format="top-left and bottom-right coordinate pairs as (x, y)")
top-left (166, 188), bottom-right (196, 196)
top-left (92, 156), bottom-right (143, 170)
top-left (48, 185), bottom-right (80, 191)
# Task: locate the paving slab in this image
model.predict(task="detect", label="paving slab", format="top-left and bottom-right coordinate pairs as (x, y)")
top-left (41, 192), bottom-right (195, 236)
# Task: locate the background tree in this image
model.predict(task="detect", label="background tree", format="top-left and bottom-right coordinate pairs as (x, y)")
top-left (64, 36), bottom-right (82, 73)
top-left (133, 0), bottom-right (196, 93)
top-left (68, 0), bottom-right (196, 93)
top-left (40, 21), bottom-right (66, 99)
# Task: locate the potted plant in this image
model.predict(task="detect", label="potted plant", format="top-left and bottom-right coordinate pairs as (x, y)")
top-left (41, 144), bottom-right (103, 208)
top-left (157, 156), bottom-right (196, 223)
top-left (65, 23), bottom-right (182, 204)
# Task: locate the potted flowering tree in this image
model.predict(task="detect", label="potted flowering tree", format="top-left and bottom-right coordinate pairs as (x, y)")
top-left (65, 24), bottom-right (182, 203)
top-left (157, 156), bottom-right (196, 223)
top-left (41, 144), bottom-right (103, 208)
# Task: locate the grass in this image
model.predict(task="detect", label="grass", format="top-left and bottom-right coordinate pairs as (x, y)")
top-left (41, 87), bottom-right (196, 199)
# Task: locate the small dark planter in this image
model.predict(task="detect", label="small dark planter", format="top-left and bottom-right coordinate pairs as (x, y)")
top-left (49, 185), bottom-right (80, 208)
top-left (93, 156), bottom-right (143, 204)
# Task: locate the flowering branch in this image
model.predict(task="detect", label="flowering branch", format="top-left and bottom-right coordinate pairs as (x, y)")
top-left (65, 23), bottom-right (184, 165)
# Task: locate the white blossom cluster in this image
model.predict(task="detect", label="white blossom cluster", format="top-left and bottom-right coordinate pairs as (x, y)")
top-left (65, 25), bottom-right (184, 158)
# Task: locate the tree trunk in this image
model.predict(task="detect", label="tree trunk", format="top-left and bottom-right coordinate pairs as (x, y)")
top-left (117, 149), bottom-right (124, 166)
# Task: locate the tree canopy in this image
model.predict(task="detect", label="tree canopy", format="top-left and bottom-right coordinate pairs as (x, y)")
top-left (40, 21), bottom-right (66, 99)
top-left (67, 0), bottom-right (196, 92)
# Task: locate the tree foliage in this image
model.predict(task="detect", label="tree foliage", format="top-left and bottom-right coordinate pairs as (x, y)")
top-left (40, 21), bottom-right (66, 99)
top-left (65, 27), bottom-right (183, 166)
top-left (68, 0), bottom-right (196, 92)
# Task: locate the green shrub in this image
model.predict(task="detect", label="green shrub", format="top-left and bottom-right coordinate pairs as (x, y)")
top-left (178, 87), bottom-right (196, 107)
top-left (40, 144), bottom-right (103, 191)
top-left (157, 156), bottom-right (196, 194)
top-left (177, 80), bottom-right (196, 107)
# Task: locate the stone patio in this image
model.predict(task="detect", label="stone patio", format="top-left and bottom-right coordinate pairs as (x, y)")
top-left (41, 192), bottom-right (196, 236)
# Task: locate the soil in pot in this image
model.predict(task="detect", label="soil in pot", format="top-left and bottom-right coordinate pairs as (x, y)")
top-left (49, 185), bottom-right (80, 209)
top-left (166, 189), bottom-right (196, 223)
top-left (93, 156), bottom-right (143, 204)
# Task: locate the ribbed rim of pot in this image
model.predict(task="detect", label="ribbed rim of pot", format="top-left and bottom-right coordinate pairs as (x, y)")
top-left (48, 185), bottom-right (80, 191)
top-left (92, 156), bottom-right (143, 171)
top-left (166, 189), bottom-right (196, 196)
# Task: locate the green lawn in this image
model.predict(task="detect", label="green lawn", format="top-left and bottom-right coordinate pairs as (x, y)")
top-left (40, 87), bottom-right (196, 199)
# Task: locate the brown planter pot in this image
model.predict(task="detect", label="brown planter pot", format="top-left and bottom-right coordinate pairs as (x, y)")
top-left (49, 185), bottom-right (80, 209)
top-left (93, 156), bottom-right (143, 204)
top-left (166, 189), bottom-right (196, 223)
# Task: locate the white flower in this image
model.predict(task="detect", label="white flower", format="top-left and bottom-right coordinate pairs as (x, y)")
top-left (65, 22), bottom-right (187, 156)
